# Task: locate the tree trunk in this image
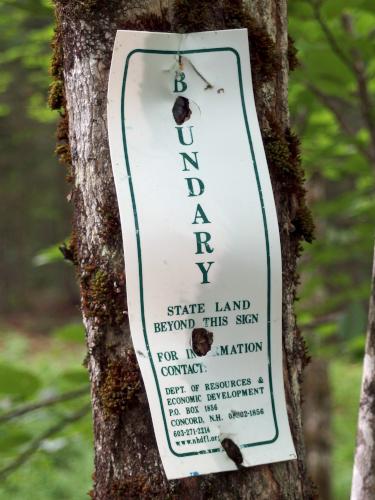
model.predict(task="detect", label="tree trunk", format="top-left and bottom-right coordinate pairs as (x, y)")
top-left (351, 244), bottom-right (375, 500)
top-left (303, 359), bottom-right (332, 500)
top-left (52, 0), bottom-right (315, 498)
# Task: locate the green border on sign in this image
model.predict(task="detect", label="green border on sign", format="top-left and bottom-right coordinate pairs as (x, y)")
top-left (121, 47), bottom-right (279, 457)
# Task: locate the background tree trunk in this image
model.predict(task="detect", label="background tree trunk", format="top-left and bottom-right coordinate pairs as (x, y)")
top-left (351, 244), bottom-right (375, 499)
top-left (53, 0), bottom-right (315, 498)
top-left (303, 359), bottom-right (332, 500)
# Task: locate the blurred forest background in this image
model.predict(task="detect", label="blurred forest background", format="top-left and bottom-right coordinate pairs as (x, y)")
top-left (0, 1), bottom-right (374, 499)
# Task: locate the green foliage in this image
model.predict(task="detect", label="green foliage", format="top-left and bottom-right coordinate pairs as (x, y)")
top-left (330, 360), bottom-right (362, 499)
top-left (60, 369), bottom-right (89, 386)
top-left (33, 242), bottom-right (65, 267)
top-left (289, 0), bottom-right (375, 358)
top-left (0, 425), bottom-right (33, 455)
top-left (0, 438), bottom-right (93, 500)
top-left (0, 0), bottom-right (55, 121)
top-left (0, 0), bottom-right (75, 313)
top-left (52, 323), bottom-right (86, 344)
top-left (0, 364), bottom-right (41, 399)
top-left (0, 329), bottom-right (92, 499)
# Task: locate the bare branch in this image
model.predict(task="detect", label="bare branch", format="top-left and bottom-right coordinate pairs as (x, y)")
top-left (0, 404), bottom-right (91, 482)
top-left (0, 386), bottom-right (89, 424)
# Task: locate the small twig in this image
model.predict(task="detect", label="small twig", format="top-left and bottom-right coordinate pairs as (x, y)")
top-left (0, 386), bottom-right (89, 424)
top-left (0, 403), bottom-right (91, 482)
top-left (183, 56), bottom-right (213, 89)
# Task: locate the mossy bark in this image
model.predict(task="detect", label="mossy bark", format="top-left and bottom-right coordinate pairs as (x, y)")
top-left (53, 0), bottom-right (314, 498)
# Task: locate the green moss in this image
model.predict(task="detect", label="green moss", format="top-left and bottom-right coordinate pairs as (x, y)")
top-left (293, 204), bottom-right (315, 244)
top-left (264, 134), bottom-right (304, 190)
top-left (49, 26), bottom-right (74, 182)
top-left (48, 29), bottom-right (64, 110)
top-left (68, 228), bottom-right (78, 266)
top-left (224, 0), bottom-right (280, 82)
top-left (98, 350), bottom-right (141, 418)
top-left (287, 35), bottom-right (299, 72)
top-left (50, 27), bottom-right (63, 80)
top-left (263, 127), bottom-right (315, 244)
top-left (91, 269), bottom-right (108, 302)
top-left (285, 128), bottom-right (301, 161)
top-left (97, 192), bottom-right (122, 249)
top-left (81, 266), bottom-right (127, 330)
top-left (264, 136), bottom-right (292, 174)
top-left (80, 0), bottom-right (98, 11)
top-left (55, 143), bottom-right (71, 165)
top-left (297, 326), bottom-right (311, 370)
top-left (56, 113), bottom-right (68, 141)
top-left (48, 80), bottom-right (64, 110)
top-left (173, 0), bottom-right (214, 33)
top-left (54, 0), bottom-right (126, 26)
top-left (84, 269), bottom-right (110, 323)
top-left (58, 241), bottom-right (76, 264)
top-left (120, 8), bottom-right (171, 32)
top-left (242, 13), bottom-right (280, 82)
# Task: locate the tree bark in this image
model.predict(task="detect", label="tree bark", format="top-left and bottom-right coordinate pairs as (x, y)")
top-left (53, 0), bottom-right (314, 498)
top-left (351, 244), bottom-right (375, 500)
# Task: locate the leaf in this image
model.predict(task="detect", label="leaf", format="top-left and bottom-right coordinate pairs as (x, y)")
top-left (52, 323), bottom-right (85, 344)
top-left (315, 322), bottom-right (337, 339)
top-left (62, 414), bottom-right (93, 439)
top-left (0, 364), bottom-right (41, 399)
top-left (32, 243), bottom-right (64, 267)
top-left (0, 427), bottom-right (32, 454)
top-left (60, 370), bottom-right (89, 385)
top-left (346, 336), bottom-right (366, 360)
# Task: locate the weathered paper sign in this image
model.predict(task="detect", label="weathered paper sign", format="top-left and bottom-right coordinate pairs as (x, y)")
top-left (107, 28), bottom-right (296, 479)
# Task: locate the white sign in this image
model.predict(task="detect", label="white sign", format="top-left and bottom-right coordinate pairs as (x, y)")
top-left (107, 29), bottom-right (296, 479)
